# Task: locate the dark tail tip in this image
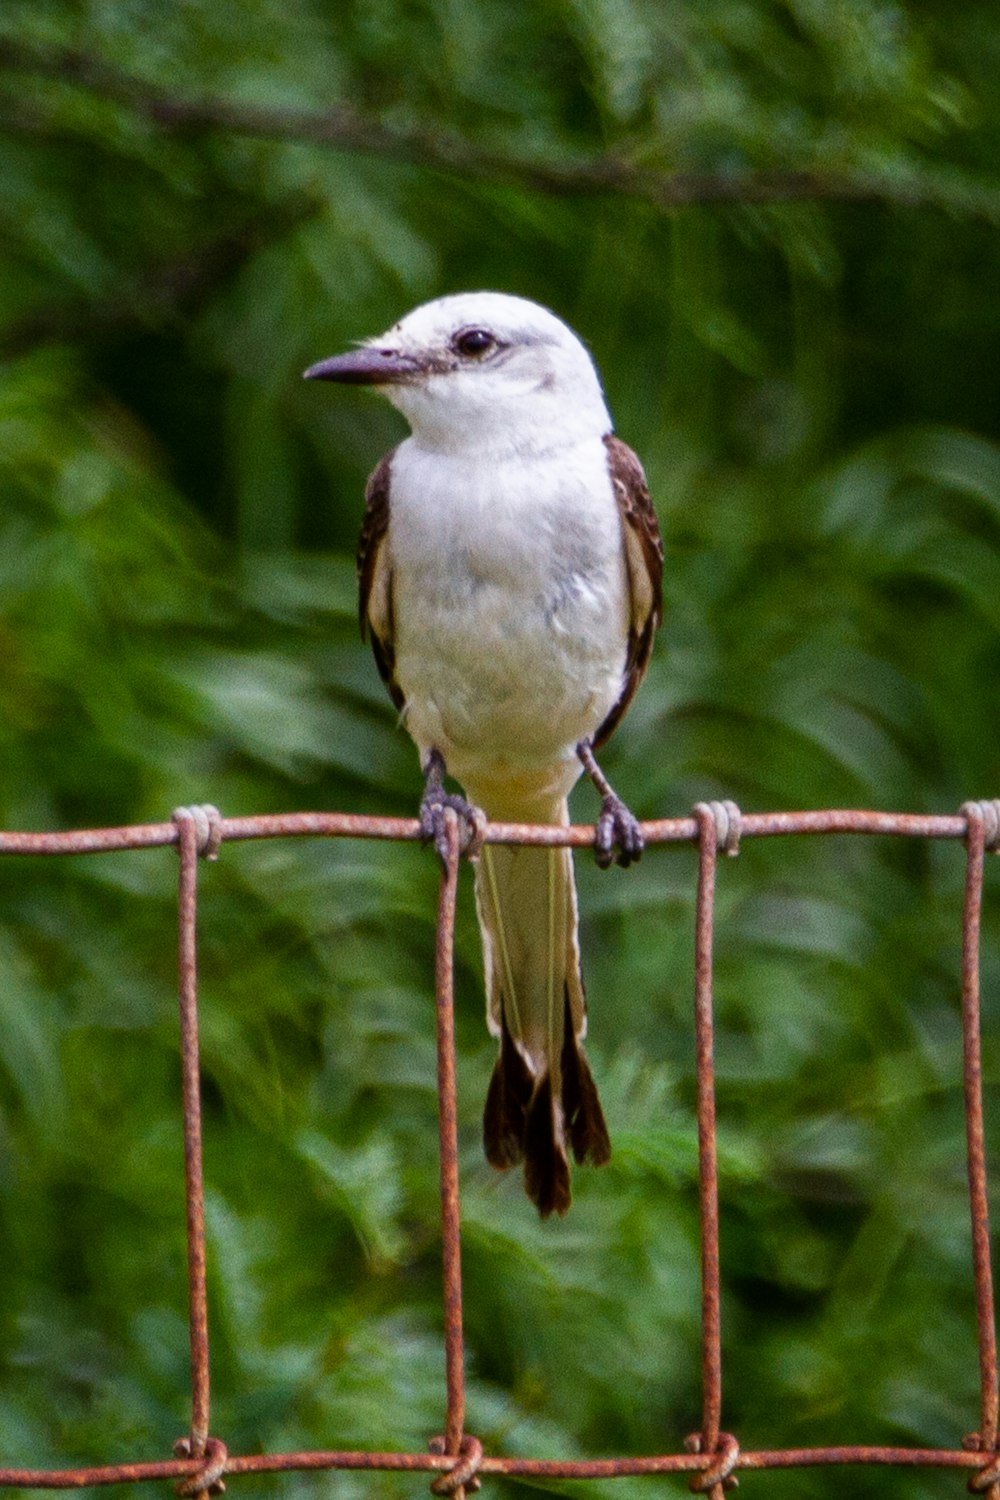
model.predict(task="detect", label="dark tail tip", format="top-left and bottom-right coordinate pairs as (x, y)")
top-left (482, 993), bottom-right (610, 1216)
top-left (483, 1011), bottom-right (533, 1169)
top-left (561, 994), bottom-right (612, 1167)
top-left (523, 1075), bottom-right (572, 1218)
top-left (484, 1037), bottom-right (572, 1215)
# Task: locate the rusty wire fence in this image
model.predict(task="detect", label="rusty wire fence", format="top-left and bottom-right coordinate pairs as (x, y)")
top-left (1, 799), bottom-right (999, 1499)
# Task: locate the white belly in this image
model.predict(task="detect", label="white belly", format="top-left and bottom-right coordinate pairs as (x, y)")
top-left (387, 436), bottom-right (630, 808)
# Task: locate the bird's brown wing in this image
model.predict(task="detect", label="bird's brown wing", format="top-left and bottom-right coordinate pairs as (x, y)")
top-left (592, 434), bottom-right (664, 749)
top-left (357, 446), bottom-right (405, 712)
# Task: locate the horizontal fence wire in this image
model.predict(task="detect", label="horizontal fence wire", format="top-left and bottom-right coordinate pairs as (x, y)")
top-left (0, 800), bottom-right (999, 1499)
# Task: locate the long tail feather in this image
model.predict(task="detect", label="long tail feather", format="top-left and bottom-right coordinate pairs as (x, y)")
top-left (561, 994), bottom-right (611, 1168)
top-left (475, 802), bottom-right (610, 1216)
top-left (523, 1074), bottom-right (571, 1218)
top-left (483, 1008), bottom-right (533, 1168)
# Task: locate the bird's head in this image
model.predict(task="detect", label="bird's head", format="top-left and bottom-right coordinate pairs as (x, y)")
top-left (304, 292), bottom-right (611, 456)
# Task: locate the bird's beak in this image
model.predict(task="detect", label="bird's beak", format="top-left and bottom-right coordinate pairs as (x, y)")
top-left (303, 346), bottom-right (423, 385)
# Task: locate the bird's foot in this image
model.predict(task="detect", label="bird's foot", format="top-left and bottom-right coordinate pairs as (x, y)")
top-left (595, 791), bottom-right (644, 869)
top-left (576, 737), bottom-right (644, 869)
top-left (420, 751), bottom-right (486, 863)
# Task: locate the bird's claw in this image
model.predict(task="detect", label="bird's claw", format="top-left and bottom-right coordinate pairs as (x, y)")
top-left (420, 786), bottom-right (487, 863)
top-left (594, 793), bottom-right (644, 869)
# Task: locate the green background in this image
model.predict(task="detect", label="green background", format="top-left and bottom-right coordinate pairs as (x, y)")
top-left (1, 2), bottom-right (1000, 1497)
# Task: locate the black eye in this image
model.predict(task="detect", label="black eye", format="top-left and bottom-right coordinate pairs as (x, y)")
top-left (453, 327), bottom-right (495, 358)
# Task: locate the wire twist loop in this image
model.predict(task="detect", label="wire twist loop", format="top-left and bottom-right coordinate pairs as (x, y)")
top-left (428, 1434), bottom-right (483, 1495)
top-left (173, 805), bottom-right (223, 861)
top-left (693, 800), bottom-right (742, 857)
top-left (684, 1432), bottom-right (740, 1493)
top-left (684, 1431), bottom-right (740, 1492)
top-left (969, 1462), bottom-right (1000, 1495)
top-left (964, 1434), bottom-right (1000, 1495)
top-left (463, 806), bottom-right (488, 862)
top-left (961, 801), bottom-right (1000, 854)
top-left (172, 1437), bottom-right (228, 1497)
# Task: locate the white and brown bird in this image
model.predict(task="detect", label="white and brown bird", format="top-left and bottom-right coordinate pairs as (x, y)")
top-left (305, 292), bottom-right (662, 1216)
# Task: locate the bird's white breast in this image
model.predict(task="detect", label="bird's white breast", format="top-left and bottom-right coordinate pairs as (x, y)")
top-left (387, 435), bottom-right (630, 811)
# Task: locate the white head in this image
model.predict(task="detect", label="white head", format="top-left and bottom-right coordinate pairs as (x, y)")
top-left (304, 291), bottom-right (612, 458)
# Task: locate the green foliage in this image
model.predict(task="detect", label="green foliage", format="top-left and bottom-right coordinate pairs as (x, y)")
top-left (0, 3), bottom-right (999, 1499)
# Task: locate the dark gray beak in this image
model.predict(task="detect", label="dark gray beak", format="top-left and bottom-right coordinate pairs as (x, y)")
top-left (303, 347), bottom-right (422, 385)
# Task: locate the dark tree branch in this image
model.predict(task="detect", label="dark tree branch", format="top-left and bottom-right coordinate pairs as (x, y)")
top-left (1, 36), bottom-right (995, 218)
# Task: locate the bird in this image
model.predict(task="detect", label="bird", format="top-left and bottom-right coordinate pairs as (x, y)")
top-left (305, 292), bottom-right (662, 1216)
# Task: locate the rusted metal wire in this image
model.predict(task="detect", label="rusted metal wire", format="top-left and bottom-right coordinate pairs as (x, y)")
top-left (691, 808), bottom-right (721, 1482)
top-left (960, 803), bottom-right (1000, 1499)
top-left (0, 806), bottom-right (974, 858)
top-left (431, 811), bottom-right (470, 1488)
top-left (0, 800), bottom-right (996, 1497)
top-left (172, 809), bottom-right (214, 1466)
top-left (8, 1441), bottom-right (1000, 1490)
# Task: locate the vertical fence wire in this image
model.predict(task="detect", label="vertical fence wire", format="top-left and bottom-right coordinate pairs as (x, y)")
top-left (432, 812), bottom-right (468, 1474)
top-left (961, 805), bottom-right (1000, 1491)
top-left (174, 812), bottom-right (212, 1459)
top-left (691, 809), bottom-right (723, 1466)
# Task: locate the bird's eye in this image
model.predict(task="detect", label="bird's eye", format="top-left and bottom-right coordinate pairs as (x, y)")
top-left (453, 327), bottom-right (496, 358)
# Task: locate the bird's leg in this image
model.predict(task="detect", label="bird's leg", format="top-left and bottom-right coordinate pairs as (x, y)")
top-left (576, 739), bottom-right (644, 870)
top-left (419, 747), bottom-right (487, 863)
